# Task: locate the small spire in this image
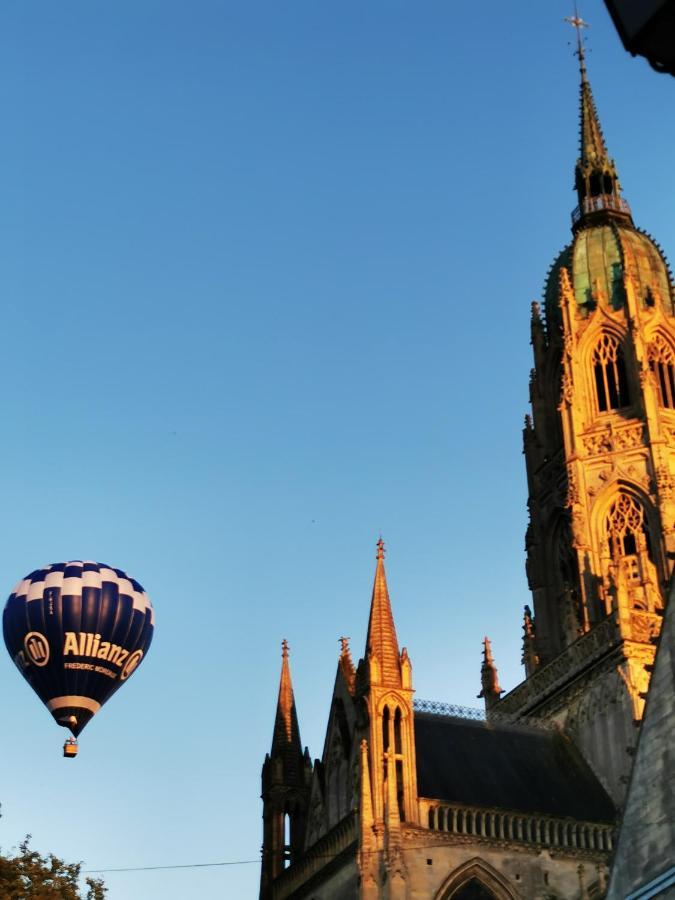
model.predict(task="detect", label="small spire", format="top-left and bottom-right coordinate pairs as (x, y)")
top-left (338, 636), bottom-right (356, 693)
top-left (271, 639), bottom-right (303, 761)
top-left (483, 636), bottom-right (496, 665)
top-left (564, 8), bottom-right (632, 229)
top-left (365, 538), bottom-right (401, 687)
top-left (478, 636), bottom-right (503, 711)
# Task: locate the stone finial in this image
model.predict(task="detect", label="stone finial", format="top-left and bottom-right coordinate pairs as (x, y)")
top-left (531, 300), bottom-right (542, 323)
top-left (338, 636), bottom-right (356, 693)
top-left (478, 637), bottom-right (504, 711)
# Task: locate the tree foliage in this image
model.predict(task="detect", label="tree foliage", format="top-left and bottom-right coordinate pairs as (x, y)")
top-left (0, 836), bottom-right (106, 900)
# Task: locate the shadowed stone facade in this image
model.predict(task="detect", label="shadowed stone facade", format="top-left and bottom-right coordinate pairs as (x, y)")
top-left (607, 578), bottom-right (675, 899)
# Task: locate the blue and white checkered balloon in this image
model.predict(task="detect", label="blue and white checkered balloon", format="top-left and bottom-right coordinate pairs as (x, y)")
top-left (3, 561), bottom-right (154, 739)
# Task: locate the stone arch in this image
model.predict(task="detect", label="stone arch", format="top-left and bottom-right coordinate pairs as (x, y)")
top-left (646, 329), bottom-right (675, 408)
top-left (591, 481), bottom-right (662, 568)
top-left (434, 858), bottom-right (520, 900)
top-left (591, 332), bottom-right (631, 412)
top-left (645, 326), bottom-right (675, 358)
top-left (376, 691), bottom-right (410, 718)
top-left (591, 481), bottom-right (665, 616)
top-left (578, 317), bottom-right (627, 369)
top-left (578, 321), bottom-right (633, 417)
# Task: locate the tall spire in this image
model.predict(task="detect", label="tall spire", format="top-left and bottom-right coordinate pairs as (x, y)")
top-left (271, 639), bottom-right (303, 763)
top-left (365, 538), bottom-right (401, 686)
top-left (565, 10), bottom-right (632, 230)
top-left (573, 14), bottom-right (607, 167)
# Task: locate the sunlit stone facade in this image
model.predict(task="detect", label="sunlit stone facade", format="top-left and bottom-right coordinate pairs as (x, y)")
top-left (498, 46), bottom-right (673, 807)
top-left (258, 40), bottom-right (673, 900)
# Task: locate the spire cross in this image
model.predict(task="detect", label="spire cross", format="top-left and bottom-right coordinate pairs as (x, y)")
top-left (376, 537), bottom-right (385, 560)
top-left (339, 636), bottom-right (351, 653)
top-left (565, 7), bottom-right (589, 67)
top-left (281, 638), bottom-right (289, 658)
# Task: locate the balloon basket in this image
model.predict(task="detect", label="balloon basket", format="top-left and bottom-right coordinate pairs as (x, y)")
top-left (63, 738), bottom-right (78, 759)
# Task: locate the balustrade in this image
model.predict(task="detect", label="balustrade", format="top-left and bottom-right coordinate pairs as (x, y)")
top-left (422, 801), bottom-right (613, 854)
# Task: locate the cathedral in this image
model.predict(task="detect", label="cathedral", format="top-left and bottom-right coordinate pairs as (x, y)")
top-left (258, 31), bottom-right (674, 900)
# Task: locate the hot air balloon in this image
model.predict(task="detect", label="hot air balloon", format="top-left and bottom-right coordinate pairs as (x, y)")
top-left (3, 561), bottom-right (154, 757)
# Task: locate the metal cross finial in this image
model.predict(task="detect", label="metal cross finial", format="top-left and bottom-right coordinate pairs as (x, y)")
top-left (281, 638), bottom-right (289, 658)
top-left (564, 6), bottom-right (589, 64)
top-left (338, 636), bottom-right (351, 654)
top-left (376, 536), bottom-right (385, 560)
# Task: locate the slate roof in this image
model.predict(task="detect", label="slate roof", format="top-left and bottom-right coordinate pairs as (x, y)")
top-left (414, 712), bottom-right (616, 823)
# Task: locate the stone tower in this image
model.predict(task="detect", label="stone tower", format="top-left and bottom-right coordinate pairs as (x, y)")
top-left (260, 641), bottom-right (312, 898)
top-left (354, 538), bottom-right (419, 900)
top-left (496, 30), bottom-right (675, 803)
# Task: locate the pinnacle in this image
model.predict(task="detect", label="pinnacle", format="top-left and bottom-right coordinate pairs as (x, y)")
top-left (338, 636), bottom-right (356, 692)
top-left (271, 639), bottom-right (303, 759)
top-left (478, 636), bottom-right (503, 708)
top-left (365, 538), bottom-right (401, 686)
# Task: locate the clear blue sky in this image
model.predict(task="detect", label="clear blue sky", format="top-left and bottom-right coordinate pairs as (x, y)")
top-left (1, 2), bottom-right (673, 897)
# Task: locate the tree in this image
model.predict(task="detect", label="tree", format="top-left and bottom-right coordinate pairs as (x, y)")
top-left (0, 836), bottom-right (106, 900)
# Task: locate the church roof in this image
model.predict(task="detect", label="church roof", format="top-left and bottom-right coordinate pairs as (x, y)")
top-left (542, 20), bottom-right (674, 330)
top-left (544, 224), bottom-right (674, 329)
top-left (414, 712), bottom-right (615, 822)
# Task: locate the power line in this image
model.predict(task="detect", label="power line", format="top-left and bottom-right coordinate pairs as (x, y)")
top-left (85, 828), bottom-right (621, 875)
top-left (84, 859), bottom-right (259, 874)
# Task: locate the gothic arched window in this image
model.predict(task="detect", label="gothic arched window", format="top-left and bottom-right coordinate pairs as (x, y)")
top-left (381, 702), bottom-right (406, 822)
top-left (450, 880), bottom-right (498, 900)
top-left (648, 335), bottom-right (675, 408)
top-left (593, 334), bottom-right (630, 411)
top-left (283, 813), bottom-right (291, 868)
top-left (606, 494), bottom-right (653, 578)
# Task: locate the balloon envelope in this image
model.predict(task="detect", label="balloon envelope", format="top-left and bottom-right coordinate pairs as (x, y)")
top-left (3, 562), bottom-right (154, 737)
